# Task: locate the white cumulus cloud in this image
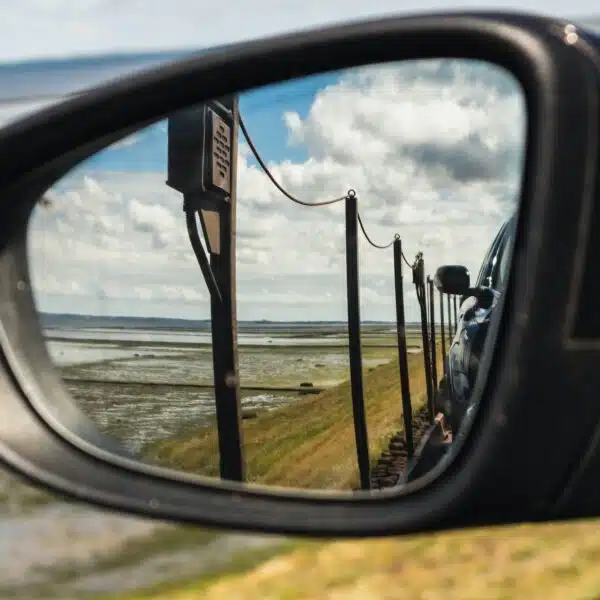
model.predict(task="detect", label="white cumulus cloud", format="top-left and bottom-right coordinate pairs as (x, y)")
top-left (27, 58), bottom-right (526, 322)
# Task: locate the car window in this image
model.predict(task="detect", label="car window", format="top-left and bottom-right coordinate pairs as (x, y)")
top-left (494, 221), bottom-right (515, 290)
top-left (475, 222), bottom-right (507, 288)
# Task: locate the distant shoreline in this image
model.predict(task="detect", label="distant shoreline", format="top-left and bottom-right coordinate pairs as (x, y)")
top-left (39, 312), bottom-right (422, 330)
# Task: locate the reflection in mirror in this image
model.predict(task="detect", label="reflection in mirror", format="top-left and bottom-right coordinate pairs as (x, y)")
top-left (28, 58), bottom-right (525, 493)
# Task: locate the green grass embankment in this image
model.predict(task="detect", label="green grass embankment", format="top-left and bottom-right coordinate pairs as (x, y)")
top-left (144, 345), bottom-right (442, 491)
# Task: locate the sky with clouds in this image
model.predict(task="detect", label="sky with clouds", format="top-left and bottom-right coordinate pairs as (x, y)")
top-left (1, 0), bottom-right (596, 322)
top-left (27, 58), bottom-right (525, 321)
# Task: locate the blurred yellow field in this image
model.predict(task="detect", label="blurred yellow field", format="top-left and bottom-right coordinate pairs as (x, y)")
top-left (124, 519), bottom-right (600, 600)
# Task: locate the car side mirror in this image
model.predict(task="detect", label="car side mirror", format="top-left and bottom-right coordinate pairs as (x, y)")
top-left (433, 265), bottom-right (470, 295)
top-left (0, 9), bottom-right (599, 541)
top-left (459, 286), bottom-right (495, 309)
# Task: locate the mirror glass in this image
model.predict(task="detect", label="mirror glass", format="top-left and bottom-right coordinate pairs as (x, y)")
top-left (28, 57), bottom-right (525, 493)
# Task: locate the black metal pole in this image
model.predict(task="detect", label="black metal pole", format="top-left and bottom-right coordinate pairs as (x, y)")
top-left (428, 278), bottom-right (438, 395)
top-left (439, 289), bottom-right (446, 375)
top-left (345, 192), bottom-right (370, 490)
top-left (425, 274), bottom-right (431, 351)
top-left (393, 238), bottom-right (413, 458)
top-left (425, 275), bottom-right (432, 375)
top-left (208, 96), bottom-right (244, 482)
top-left (447, 294), bottom-right (453, 345)
top-left (453, 295), bottom-right (458, 332)
top-left (427, 276), bottom-right (434, 355)
top-left (171, 98), bottom-right (244, 482)
top-left (414, 257), bottom-right (434, 422)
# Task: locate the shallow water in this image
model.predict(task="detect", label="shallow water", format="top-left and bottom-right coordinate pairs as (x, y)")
top-left (65, 382), bottom-right (300, 455)
top-left (46, 327), bottom-right (408, 461)
top-left (46, 339), bottom-right (193, 366)
top-left (44, 326), bottom-right (355, 347)
top-left (55, 337), bottom-right (395, 455)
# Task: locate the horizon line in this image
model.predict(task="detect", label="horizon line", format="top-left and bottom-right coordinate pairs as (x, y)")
top-left (40, 311), bottom-right (416, 324)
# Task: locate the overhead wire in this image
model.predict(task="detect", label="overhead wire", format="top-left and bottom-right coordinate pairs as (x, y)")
top-left (356, 212), bottom-right (396, 250)
top-left (357, 212), bottom-right (414, 268)
top-left (403, 251), bottom-right (416, 269)
top-left (239, 112), bottom-right (419, 270)
top-left (238, 115), bottom-right (347, 207)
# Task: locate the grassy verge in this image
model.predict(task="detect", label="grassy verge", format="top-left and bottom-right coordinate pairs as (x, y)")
top-left (89, 539), bottom-right (299, 600)
top-left (143, 344), bottom-right (442, 491)
top-left (94, 518), bottom-right (600, 600)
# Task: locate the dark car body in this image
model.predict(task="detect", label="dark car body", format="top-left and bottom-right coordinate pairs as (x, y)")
top-left (444, 214), bottom-right (516, 433)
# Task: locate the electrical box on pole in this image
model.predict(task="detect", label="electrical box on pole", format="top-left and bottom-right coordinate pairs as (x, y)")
top-left (167, 102), bottom-right (232, 198)
top-left (166, 97), bottom-right (245, 483)
top-left (167, 99), bottom-right (235, 255)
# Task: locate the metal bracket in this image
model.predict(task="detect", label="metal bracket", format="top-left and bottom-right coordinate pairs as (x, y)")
top-left (185, 208), bottom-right (223, 303)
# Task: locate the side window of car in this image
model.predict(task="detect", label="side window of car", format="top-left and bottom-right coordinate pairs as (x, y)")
top-left (476, 224), bottom-right (506, 288)
top-left (495, 225), bottom-right (514, 290)
top-left (475, 244), bottom-right (494, 288)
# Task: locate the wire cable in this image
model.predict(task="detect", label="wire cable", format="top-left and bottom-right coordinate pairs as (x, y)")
top-left (240, 112), bottom-right (419, 266)
top-left (185, 210), bottom-right (222, 303)
top-left (238, 115), bottom-right (347, 207)
top-left (356, 212), bottom-right (397, 249)
top-left (402, 252), bottom-right (414, 269)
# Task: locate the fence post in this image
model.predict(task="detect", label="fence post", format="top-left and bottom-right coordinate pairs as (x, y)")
top-left (414, 255), bottom-right (434, 423)
top-left (439, 289), bottom-right (446, 376)
top-left (393, 237), bottom-right (413, 458)
top-left (345, 191), bottom-right (370, 490)
top-left (453, 295), bottom-right (458, 332)
top-left (447, 294), bottom-right (453, 344)
top-left (425, 274), bottom-right (431, 348)
top-left (428, 277), bottom-right (438, 395)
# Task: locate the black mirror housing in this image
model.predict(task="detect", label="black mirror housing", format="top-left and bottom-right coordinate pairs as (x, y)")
top-left (434, 265), bottom-right (470, 295)
top-left (1, 10), bottom-right (600, 539)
